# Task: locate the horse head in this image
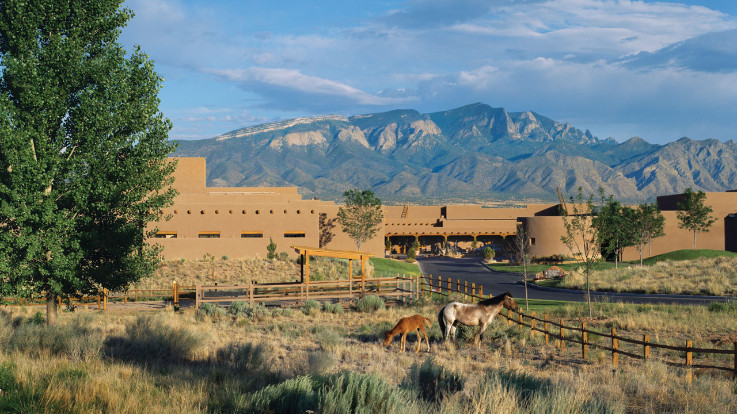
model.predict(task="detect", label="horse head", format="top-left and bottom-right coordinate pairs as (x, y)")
top-left (502, 291), bottom-right (519, 311)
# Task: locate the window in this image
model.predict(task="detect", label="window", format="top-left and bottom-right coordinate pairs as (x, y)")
top-left (530, 238), bottom-right (536, 246)
top-left (284, 232), bottom-right (306, 238)
top-left (198, 232), bottom-right (220, 238)
top-left (241, 232), bottom-right (263, 238)
top-left (154, 231), bottom-right (177, 239)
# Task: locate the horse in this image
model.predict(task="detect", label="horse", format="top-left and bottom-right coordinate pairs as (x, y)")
top-left (438, 291), bottom-right (518, 346)
top-left (383, 314), bottom-right (433, 353)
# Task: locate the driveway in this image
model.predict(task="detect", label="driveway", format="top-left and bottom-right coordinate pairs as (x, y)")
top-left (417, 256), bottom-right (733, 305)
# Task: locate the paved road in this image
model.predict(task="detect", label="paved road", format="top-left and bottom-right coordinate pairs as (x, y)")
top-left (417, 256), bottom-right (733, 305)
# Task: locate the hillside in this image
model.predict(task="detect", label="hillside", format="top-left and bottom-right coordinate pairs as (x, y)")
top-left (174, 103), bottom-right (737, 202)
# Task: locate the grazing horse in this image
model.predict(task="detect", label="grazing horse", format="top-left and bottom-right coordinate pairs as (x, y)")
top-left (438, 291), bottom-right (518, 346)
top-left (383, 315), bottom-right (432, 353)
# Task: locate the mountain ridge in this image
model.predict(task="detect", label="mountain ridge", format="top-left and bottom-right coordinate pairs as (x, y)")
top-left (174, 103), bottom-right (737, 202)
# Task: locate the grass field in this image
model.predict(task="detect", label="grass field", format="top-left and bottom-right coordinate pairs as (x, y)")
top-left (2, 294), bottom-right (736, 413)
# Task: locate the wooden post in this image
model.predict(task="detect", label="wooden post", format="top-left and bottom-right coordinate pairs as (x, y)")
top-left (464, 280), bottom-right (468, 301)
top-left (305, 252), bottom-right (310, 284)
top-left (582, 321), bottom-right (588, 359)
top-left (479, 285), bottom-right (483, 298)
top-left (544, 314), bottom-right (549, 344)
top-left (173, 281), bottom-right (178, 306)
top-left (518, 312), bottom-right (524, 333)
top-left (103, 289), bottom-right (108, 311)
top-left (97, 293), bottom-right (101, 310)
top-left (560, 319), bottom-right (565, 351)
top-left (124, 291), bottom-right (128, 304)
top-left (471, 283), bottom-right (476, 303)
top-left (686, 340), bottom-right (693, 384)
top-left (348, 259), bottom-right (353, 281)
top-left (447, 277), bottom-right (451, 298)
top-left (612, 328), bottom-right (618, 367)
top-left (506, 308), bottom-right (512, 327)
top-left (644, 335), bottom-right (650, 360)
top-left (456, 279), bottom-right (460, 296)
top-left (249, 281), bottom-right (254, 306)
top-left (733, 342), bottom-right (737, 380)
top-left (530, 311), bottom-right (536, 337)
top-left (195, 285), bottom-right (200, 309)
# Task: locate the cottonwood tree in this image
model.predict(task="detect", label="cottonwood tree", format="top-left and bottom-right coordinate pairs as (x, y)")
top-left (0, 1), bottom-right (176, 324)
top-left (595, 196), bottom-right (637, 269)
top-left (337, 189), bottom-right (384, 251)
top-left (560, 187), bottom-right (601, 317)
top-left (634, 203), bottom-right (665, 265)
top-left (676, 188), bottom-right (716, 249)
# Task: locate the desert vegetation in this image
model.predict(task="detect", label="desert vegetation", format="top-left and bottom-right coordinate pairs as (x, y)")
top-left (1, 293), bottom-right (736, 413)
top-left (560, 256), bottom-right (737, 296)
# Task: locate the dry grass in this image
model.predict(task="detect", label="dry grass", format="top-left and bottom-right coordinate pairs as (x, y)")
top-left (560, 256), bottom-right (737, 296)
top-left (2, 296), bottom-right (736, 413)
top-left (140, 256), bottom-right (376, 288)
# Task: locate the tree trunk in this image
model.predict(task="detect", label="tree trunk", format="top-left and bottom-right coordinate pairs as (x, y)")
top-left (523, 262), bottom-right (529, 311)
top-left (693, 230), bottom-right (696, 249)
top-left (46, 294), bottom-right (57, 326)
top-left (639, 241), bottom-right (643, 266)
top-left (585, 269), bottom-right (592, 317)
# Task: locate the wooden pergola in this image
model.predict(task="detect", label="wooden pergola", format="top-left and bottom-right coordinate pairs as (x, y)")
top-left (290, 246), bottom-right (374, 284)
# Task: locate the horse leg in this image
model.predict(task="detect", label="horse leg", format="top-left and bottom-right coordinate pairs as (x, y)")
top-left (415, 329), bottom-right (422, 353)
top-left (401, 331), bottom-right (407, 352)
top-left (420, 326), bottom-right (430, 352)
top-left (450, 324), bottom-right (457, 341)
top-left (476, 322), bottom-right (488, 347)
top-left (444, 321), bottom-right (453, 341)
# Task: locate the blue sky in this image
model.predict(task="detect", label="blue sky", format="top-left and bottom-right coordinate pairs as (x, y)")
top-left (120, 0), bottom-right (737, 144)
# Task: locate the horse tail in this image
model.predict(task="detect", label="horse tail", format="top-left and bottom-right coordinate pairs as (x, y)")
top-left (437, 307), bottom-right (446, 339)
top-left (423, 316), bottom-right (432, 328)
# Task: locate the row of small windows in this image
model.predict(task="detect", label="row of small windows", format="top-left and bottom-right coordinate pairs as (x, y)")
top-left (154, 231), bottom-right (306, 239)
top-left (170, 209), bottom-right (316, 215)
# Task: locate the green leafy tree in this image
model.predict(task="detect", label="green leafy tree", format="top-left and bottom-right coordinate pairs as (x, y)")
top-left (483, 246), bottom-right (495, 262)
top-left (676, 188), bottom-right (716, 249)
top-left (634, 203), bottom-right (665, 265)
top-left (594, 195), bottom-right (637, 269)
top-left (337, 189), bottom-right (384, 251)
top-left (560, 187), bottom-right (602, 317)
top-left (0, 1), bottom-right (176, 324)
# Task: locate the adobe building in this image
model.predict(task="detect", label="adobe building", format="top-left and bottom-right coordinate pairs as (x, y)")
top-left (151, 157), bottom-right (737, 261)
top-left (149, 158), bottom-right (384, 259)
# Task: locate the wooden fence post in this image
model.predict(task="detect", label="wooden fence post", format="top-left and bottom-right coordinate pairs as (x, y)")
top-left (686, 340), bottom-right (693, 384)
top-left (456, 279), bottom-right (460, 297)
top-left (644, 334), bottom-right (650, 360)
top-left (544, 314), bottom-right (549, 344)
top-left (103, 289), bottom-right (108, 311)
top-left (506, 309), bottom-right (512, 327)
top-left (560, 319), bottom-right (565, 351)
top-left (479, 285), bottom-right (483, 298)
top-left (195, 284), bottom-right (200, 309)
top-left (471, 283), bottom-right (476, 303)
top-left (518, 312), bottom-right (524, 333)
top-left (733, 342), bottom-right (737, 380)
top-left (612, 328), bottom-right (618, 367)
top-left (173, 281), bottom-right (178, 306)
top-left (464, 280), bottom-right (468, 301)
top-left (582, 321), bottom-right (588, 359)
top-left (530, 311), bottom-right (536, 337)
top-left (447, 277), bottom-right (451, 298)
top-left (97, 293), bottom-right (101, 310)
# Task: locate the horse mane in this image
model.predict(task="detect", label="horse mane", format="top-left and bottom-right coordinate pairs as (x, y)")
top-left (478, 292), bottom-right (511, 306)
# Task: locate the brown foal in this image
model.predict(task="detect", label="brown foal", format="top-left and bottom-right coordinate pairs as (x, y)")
top-left (383, 314), bottom-right (432, 353)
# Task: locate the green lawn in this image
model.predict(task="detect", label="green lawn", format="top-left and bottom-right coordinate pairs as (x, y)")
top-left (370, 257), bottom-right (421, 277)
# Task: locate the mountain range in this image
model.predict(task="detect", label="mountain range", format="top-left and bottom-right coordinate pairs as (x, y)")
top-left (173, 103), bottom-right (737, 203)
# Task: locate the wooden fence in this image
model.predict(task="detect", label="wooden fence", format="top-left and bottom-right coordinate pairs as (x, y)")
top-left (196, 275), bottom-right (420, 308)
top-left (423, 274), bottom-right (737, 382)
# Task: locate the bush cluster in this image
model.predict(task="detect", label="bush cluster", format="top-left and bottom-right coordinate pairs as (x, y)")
top-left (356, 295), bottom-right (385, 313)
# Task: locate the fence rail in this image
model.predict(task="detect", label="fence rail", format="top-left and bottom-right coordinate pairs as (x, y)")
top-left (195, 275), bottom-right (420, 308)
top-left (422, 274), bottom-right (737, 382)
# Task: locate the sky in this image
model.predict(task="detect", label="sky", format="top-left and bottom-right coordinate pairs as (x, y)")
top-left (119, 0), bottom-right (737, 144)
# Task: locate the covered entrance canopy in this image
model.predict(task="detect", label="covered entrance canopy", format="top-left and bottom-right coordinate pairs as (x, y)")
top-left (290, 246), bottom-right (374, 284)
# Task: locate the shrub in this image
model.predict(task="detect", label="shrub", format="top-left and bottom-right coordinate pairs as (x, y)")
top-left (412, 358), bottom-right (464, 402)
top-left (406, 247), bottom-right (416, 261)
top-left (221, 255), bottom-right (228, 260)
top-left (248, 376), bottom-right (319, 413)
top-left (278, 252), bottom-right (289, 261)
top-left (107, 314), bottom-right (207, 362)
top-left (319, 372), bottom-right (411, 413)
top-left (228, 301), bottom-right (250, 316)
top-left (483, 246), bottom-right (495, 261)
top-left (197, 303), bottom-right (227, 321)
top-left (356, 295), bottom-right (384, 313)
top-left (708, 301), bottom-right (737, 313)
top-left (307, 350), bottom-right (337, 374)
top-left (322, 302), bottom-right (344, 314)
top-left (302, 299), bottom-right (321, 315)
top-left (267, 238), bottom-right (277, 260)
top-left (7, 314), bottom-right (104, 361)
top-left (216, 342), bottom-right (269, 371)
top-left (313, 327), bottom-right (344, 350)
